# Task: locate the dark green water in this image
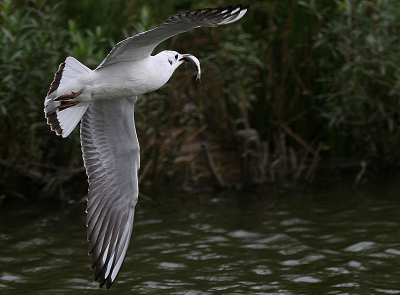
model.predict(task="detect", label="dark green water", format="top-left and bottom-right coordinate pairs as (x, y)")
top-left (1, 178), bottom-right (400, 294)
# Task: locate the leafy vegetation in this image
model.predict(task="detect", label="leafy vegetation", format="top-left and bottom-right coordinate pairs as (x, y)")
top-left (310, 0), bottom-right (400, 166)
top-left (0, 0), bottom-right (399, 201)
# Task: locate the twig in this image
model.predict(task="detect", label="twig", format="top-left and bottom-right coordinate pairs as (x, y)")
top-left (280, 123), bottom-right (319, 158)
top-left (259, 142), bottom-right (268, 183)
top-left (185, 124), bottom-right (208, 143)
top-left (279, 131), bottom-right (287, 182)
top-left (294, 148), bottom-right (309, 180)
top-left (305, 143), bottom-right (323, 182)
top-left (354, 160), bottom-right (367, 188)
top-left (289, 147), bottom-right (298, 172)
top-left (360, 69), bottom-right (400, 91)
top-left (138, 159), bottom-right (154, 184)
top-left (201, 142), bottom-right (225, 188)
top-left (139, 192), bottom-right (152, 201)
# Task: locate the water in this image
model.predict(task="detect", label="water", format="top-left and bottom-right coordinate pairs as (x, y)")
top-left (1, 178), bottom-right (400, 294)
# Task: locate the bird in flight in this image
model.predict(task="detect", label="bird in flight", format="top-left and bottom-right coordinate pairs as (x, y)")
top-left (44, 4), bottom-right (248, 289)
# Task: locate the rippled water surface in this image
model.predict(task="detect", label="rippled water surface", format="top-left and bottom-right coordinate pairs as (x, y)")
top-left (1, 179), bottom-right (400, 294)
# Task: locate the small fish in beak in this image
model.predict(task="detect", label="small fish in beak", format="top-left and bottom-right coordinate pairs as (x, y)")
top-left (180, 54), bottom-right (201, 85)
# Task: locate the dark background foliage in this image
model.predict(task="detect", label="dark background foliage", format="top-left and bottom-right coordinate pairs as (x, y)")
top-left (1, 0), bottom-right (399, 202)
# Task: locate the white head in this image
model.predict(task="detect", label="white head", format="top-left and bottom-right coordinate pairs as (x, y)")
top-left (154, 50), bottom-right (201, 83)
top-left (156, 50), bottom-right (184, 71)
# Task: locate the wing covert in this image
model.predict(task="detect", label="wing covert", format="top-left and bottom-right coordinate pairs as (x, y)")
top-left (96, 4), bottom-right (248, 69)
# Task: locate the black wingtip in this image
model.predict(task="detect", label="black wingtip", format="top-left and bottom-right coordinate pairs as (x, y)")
top-left (96, 275), bottom-right (114, 289)
top-left (106, 277), bottom-right (114, 289)
top-left (230, 4), bottom-right (249, 14)
top-left (213, 4), bottom-right (249, 24)
top-left (98, 279), bottom-right (106, 289)
top-left (165, 4), bottom-right (249, 27)
top-left (220, 4), bottom-right (249, 12)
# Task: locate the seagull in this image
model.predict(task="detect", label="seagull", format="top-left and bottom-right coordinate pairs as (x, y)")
top-left (44, 4), bottom-right (248, 289)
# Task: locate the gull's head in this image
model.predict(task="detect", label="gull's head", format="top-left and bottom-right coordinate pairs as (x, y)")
top-left (156, 50), bottom-right (201, 83)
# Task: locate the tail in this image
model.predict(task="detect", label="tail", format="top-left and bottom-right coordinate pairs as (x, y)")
top-left (44, 56), bottom-right (92, 138)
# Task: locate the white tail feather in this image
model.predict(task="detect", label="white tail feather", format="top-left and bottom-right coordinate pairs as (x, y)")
top-left (61, 56), bottom-right (92, 83)
top-left (58, 104), bottom-right (90, 138)
top-left (45, 57), bottom-right (92, 137)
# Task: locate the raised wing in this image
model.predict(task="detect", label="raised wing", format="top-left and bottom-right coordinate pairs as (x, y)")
top-left (96, 4), bottom-right (248, 69)
top-left (80, 97), bottom-right (139, 289)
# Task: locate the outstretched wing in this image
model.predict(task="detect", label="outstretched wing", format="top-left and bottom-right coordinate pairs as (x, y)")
top-left (80, 97), bottom-right (139, 289)
top-left (96, 4), bottom-right (248, 69)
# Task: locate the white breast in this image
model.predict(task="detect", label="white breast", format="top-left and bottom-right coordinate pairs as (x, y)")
top-left (90, 56), bottom-right (172, 100)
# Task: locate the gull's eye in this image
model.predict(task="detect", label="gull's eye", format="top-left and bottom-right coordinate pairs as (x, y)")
top-left (175, 54), bottom-right (178, 60)
top-left (168, 59), bottom-right (172, 65)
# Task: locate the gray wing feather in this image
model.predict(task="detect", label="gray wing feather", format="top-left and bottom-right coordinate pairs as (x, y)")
top-left (96, 4), bottom-right (248, 69)
top-left (80, 97), bottom-right (139, 289)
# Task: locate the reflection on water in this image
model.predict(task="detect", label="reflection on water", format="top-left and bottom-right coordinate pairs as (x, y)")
top-left (1, 178), bottom-right (400, 294)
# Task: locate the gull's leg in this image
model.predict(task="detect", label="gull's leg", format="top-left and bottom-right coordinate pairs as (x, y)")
top-left (55, 89), bottom-right (84, 111)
